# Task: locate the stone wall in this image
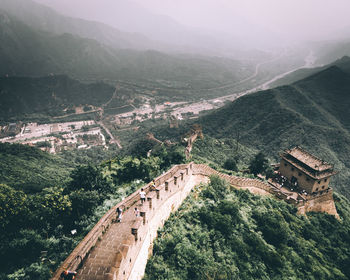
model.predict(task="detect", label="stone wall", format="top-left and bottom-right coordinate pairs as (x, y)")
top-left (193, 164), bottom-right (274, 194)
top-left (113, 163), bottom-right (197, 280)
top-left (128, 169), bottom-right (209, 279)
top-left (193, 164), bottom-right (339, 218)
top-left (51, 163), bottom-right (339, 280)
top-left (51, 163), bottom-right (198, 280)
top-left (298, 190), bottom-right (339, 219)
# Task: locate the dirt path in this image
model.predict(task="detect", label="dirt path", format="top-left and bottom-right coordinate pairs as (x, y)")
top-left (98, 121), bottom-right (122, 149)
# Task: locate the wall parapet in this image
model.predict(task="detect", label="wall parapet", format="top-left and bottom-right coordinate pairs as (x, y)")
top-left (193, 164), bottom-right (274, 193)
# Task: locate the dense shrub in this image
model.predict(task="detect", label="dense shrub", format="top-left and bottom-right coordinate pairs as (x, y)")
top-left (249, 151), bottom-right (269, 176)
top-left (223, 158), bottom-right (238, 171)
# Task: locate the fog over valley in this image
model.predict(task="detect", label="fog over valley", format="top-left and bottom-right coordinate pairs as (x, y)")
top-left (34, 0), bottom-right (350, 49)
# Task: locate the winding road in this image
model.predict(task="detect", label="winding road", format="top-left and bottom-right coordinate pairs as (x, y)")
top-left (99, 85), bottom-right (123, 149)
top-left (219, 49), bottom-right (317, 101)
top-left (260, 50), bottom-right (316, 90)
top-left (151, 50), bottom-right (318, 118)
top-left (104, 49), bottom-right (319, 127)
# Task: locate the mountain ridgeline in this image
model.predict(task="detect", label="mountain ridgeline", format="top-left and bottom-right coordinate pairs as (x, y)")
top-left (0, 75), bottom-right (116, 120)
top-left (196, 59), bottom-right (350, 197)
top-left (0, 8), bottom-right (253, 89)
top-left (0, 0), bottom-right (161, 51)
top-left (270, 55), bottom-right (350, 88)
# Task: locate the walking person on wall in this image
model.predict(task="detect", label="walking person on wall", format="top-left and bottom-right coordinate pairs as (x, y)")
top-left (116, 207), bottom-right (123, 222)
top-left (140, 188), bottom-right (146, 204)
top-left (60, 270), bottom-right (77, 280)
top-left (134, 207), bottom-right (140, 217)
top-left (150, 180), bottom-right (156, 191)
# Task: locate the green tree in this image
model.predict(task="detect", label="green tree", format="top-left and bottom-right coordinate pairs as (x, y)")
top-left (103, 156), bottom-right (163, 184)
top-left (223, 158), bottom-right (238, 171)
top-left (8, 262), bottom-right (51, 280)
top-left (249, 152), bottom-right (269, 176)
top-left (69, 189), bottom-right (100, 218)
top-left (166, 146), bottom-right (186, 165)
top-left (252, 210), bottom-right (290, 247)
top-left (68, 164), bottom-right (111, 193)
top-left (7, 229), bottom-right (46, 266)
top-left (29, 187), bottom-right (72, 226)
top-left (0, 184), bottom-right (28, 230)
top-left (140, 157), bottom-right (162, 181)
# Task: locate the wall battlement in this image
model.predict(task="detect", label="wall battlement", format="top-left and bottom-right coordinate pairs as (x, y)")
top-left (51, 163), bottom-right (338, 280)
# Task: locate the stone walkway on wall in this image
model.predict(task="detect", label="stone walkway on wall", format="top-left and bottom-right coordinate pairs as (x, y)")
top-left (77, 204), bottom-right (140, 279)
top-left (75, 167), bottom-right (207, 280)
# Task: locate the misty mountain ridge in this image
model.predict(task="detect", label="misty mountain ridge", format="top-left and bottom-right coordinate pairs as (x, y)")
top-left (270, 55), bottom-right (350, 88)
top-left (0, 0), bottom-right (233, 55)
top-left (0, 9), bottom-right (254, 88)
top-left (32, 0), bottom-right (284, 55)
top-left (0, 0), bottom-right (168, 51)
top-left (313, 39), bottom-right (350, 65)
top-left (1, 1), bottom-right (350, 279)
top-left (332, 55), bottom-right (350, 72)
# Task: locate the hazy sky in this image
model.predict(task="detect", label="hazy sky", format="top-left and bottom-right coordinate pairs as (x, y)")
top-left (35, 0), bottom-right (350, 42)
top-left (132, 0), bottom-right (350, 39)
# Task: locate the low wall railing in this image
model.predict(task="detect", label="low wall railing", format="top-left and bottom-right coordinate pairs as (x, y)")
top-left (193, 164), bottom-right (273, 193)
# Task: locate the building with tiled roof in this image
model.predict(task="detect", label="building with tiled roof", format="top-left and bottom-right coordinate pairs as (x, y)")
top-left (279, 146), bottom-right (337, 194)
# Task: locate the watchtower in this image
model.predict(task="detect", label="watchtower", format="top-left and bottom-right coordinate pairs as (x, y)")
top-left (279, 146), bottom-right (336, 194)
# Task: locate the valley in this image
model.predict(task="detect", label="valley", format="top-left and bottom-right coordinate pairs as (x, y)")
top-left (0, 48), bottom-right (315, 153)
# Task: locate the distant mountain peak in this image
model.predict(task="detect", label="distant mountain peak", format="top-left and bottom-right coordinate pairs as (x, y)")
top-left (303, 65), bottom-right (348, 82)
top-left (0, 11), bottom-right (10, 23)
top-left (334, 56), bottom-right (350, 74)
top-left (340, 55), bottom-right (350, 61)
top-left (333, 55), bottom-right (350, 65)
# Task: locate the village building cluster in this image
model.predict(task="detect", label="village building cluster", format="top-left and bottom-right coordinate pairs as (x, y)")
top-left (0, 120), bottom-right (106, 153)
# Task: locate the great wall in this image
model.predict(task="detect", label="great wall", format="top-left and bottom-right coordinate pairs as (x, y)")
top-left (52, 162), bottom-right (339, 280)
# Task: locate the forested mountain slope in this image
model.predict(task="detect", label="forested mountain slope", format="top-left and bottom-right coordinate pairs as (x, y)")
top-left (0, 140), bottom-right (187, 279)
top-left (0, 143), bottom-right (72, 193)
top-left (271, 55), bottom-right (350, 87)
top-left (0, 75), bottom-right (115, 120)
top-left (196, 64), bottom-right (350, 197)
